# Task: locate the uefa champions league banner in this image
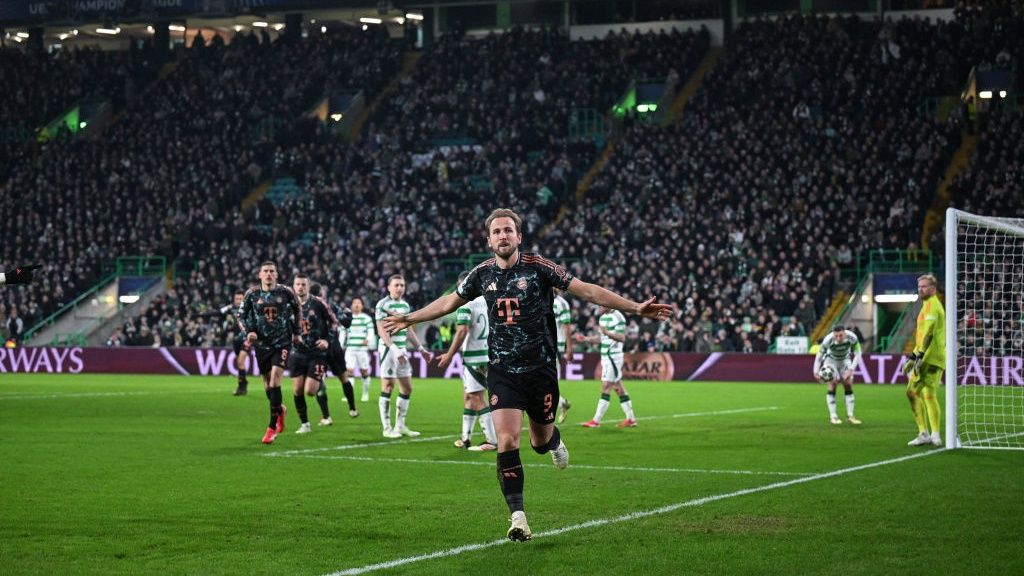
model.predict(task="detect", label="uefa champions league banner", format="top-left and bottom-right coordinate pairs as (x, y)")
top-left (2, 347), bottom-right (1022, 385)
top-left (0, 0), bottom-right (198, 23)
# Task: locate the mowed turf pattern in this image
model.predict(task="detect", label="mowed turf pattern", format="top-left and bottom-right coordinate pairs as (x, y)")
top-left (1, 374), bottom-right (1021, 576)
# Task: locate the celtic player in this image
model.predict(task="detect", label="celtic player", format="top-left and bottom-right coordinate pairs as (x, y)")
top-left (813, 325), bottom-right (863, 425)
top-left (553, 289), bottom-right (573, 423)
top-left (343, 297), bottom-right (375, 402)
top-left (375, 274), bottom-right (431, 438)
top-left (436, 273), bottom-right (497, 451)
top-left (581, 307), bottom-right (637, 428)
top-left (904, 273), bottom-right (945, 447)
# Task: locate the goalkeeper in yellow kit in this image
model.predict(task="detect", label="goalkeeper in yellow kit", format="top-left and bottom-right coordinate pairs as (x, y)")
top-left (903, 273), bottom-right (945, 447)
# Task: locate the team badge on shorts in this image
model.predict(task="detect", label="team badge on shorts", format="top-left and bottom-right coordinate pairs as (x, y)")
top-left (491, 394), bottom-right (498, 406)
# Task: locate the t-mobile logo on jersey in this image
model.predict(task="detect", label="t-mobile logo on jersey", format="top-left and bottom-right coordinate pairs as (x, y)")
top-left (496, 298), bottom-right (521, 325)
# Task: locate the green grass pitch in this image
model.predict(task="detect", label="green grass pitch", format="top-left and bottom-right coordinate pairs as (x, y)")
top-left (2, 374), bottom-right (1021, 575)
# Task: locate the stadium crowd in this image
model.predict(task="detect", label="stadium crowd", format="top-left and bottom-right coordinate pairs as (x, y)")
top-left (3, 7), bottom-right (1023, 352)
top-left (0, 27), bottom-right (404, 340)
top-left (115, 25), bottom-right (710, 348)
top-left (0, 46), bottom-right (154, 180)
top-left (561, 14), bottom-right (972, 353)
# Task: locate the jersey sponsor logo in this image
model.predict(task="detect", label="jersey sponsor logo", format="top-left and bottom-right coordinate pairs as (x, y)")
top-left (496, 297), bottom-right (521, 325)
top-left (263, 306), bottom-right (278, 322)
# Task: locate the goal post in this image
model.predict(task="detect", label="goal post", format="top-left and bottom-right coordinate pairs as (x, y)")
top-left (945, 208), bottom-right (1024, 450)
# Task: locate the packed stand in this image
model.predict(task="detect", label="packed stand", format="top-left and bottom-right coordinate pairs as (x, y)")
top-left (947, 104), bottom-right (1024, 359)
top-left (0, 27), bottom-right (405, 335)
top-left (129, 26), bottom-right (710, 348)
top-left (944, 2), bottom-right (1024, 359)
top-left (954, 0), bottom-right (1023, 85)
top-left (553, 14), bottom-right (972, 352)
top-left (0, 46), bottom-right (154, 180)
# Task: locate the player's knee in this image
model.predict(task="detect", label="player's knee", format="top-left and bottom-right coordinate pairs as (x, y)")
top-left (497, 430), bottom-right (520, 450)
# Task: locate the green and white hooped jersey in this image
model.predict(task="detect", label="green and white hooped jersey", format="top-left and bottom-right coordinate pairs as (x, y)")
top-left (345, 312), bottom-right (374, 351)
top-left (599, 310), bottom-right (626, 356)
top-left (375, 296), bottom-right (410, 352)
top-left (817, 330), bottom-right (861, 363)
top-left (456, 296), bottom-right (489, 367)
top-left (553, 295), bottom-right (571, 354)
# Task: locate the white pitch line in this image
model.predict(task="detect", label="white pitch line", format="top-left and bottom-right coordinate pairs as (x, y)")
top-left (292, 454), bottom-right (813, 476)
top-left (600, 405), bottom-right (780, 425)
top-left (323, 449), bottom-right (946, 576)
top-left (0, 389), bottom-right (224, 400)
top-left (263, 434), bottom-right (462, 457)
top-left (266, 407), bottom-right (780, 457)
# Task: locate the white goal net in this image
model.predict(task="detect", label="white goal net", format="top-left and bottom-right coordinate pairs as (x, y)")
top-left (946, 209), bottom-right (1024, 449)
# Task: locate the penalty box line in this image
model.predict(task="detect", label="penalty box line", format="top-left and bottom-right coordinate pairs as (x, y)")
top-left (322, 449), bottom-right (946, 576)
top-left (263, 406), bottom-right (781, 458)
top-left (293, 453), bottom-right (814, 477)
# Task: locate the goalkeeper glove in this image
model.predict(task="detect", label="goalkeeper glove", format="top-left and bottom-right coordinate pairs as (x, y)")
top-left (902, 352), bottom-right (923, 377)
top-left (1, 264), bottom-right (42, 286)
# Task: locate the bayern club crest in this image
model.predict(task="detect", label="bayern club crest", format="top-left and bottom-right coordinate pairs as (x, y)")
top-left (516, 279), bottom-right (528, 290)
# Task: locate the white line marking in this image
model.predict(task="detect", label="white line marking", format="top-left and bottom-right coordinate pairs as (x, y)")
top-left (265, 407), bottom-right (780, 457)
top-left (601, 406), bottom-right (780, 425)
top-left (264, 407), bottom-right (779, 457)
top-left (322, 449), bottom-right (945, 576)
top-left (0, 389), bottom-right (223, 400)
top-left (290, 454), bottom-right (813, 476)
top-left (263, 434), bottom-right (461, 457)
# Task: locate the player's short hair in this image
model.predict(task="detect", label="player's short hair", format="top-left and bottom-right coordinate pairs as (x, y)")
top-left (309, 283), bottom-right (322, 296)
top-left (293, 273), bottom-right (309, 281)
top-left (918, 273), bottom-right (938, 287)
top-left (259, 261), bottom-right (277, 270)
top-left (832, 324), bottom-right (845, 333)
top-left (388, 274), bottom-right (405, 284)
top-left (485, 208), bottom-right (522, 235)
top-left (457, 271), bottom-right (470, 284)
top-left (233, 290), bottom-right (245, 296)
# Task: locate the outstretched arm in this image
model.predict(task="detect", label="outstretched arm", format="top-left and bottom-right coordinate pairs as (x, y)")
top-left (383, 292), bottom-right (467, 334)
top-left (566, 278), bottom-right (672, 320)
